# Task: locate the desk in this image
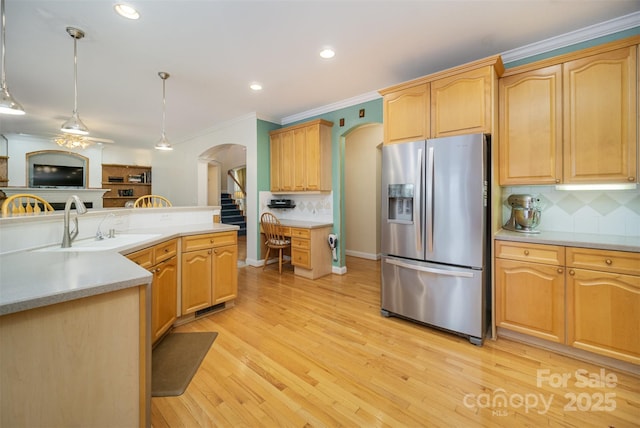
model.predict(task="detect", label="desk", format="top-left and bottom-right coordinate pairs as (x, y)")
top-left (260, 221), bottom-right (333, 279)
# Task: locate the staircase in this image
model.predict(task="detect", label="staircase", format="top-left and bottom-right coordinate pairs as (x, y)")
top-left (220, 193), bottom-right (246, 236)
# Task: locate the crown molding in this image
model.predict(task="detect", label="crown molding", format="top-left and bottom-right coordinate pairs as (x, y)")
top-left (277, 12), bottom-right (639, 126)
top-left (281, 91), bottom-right (381, 125)
top-left (501, 11), bottom-right (640, 63)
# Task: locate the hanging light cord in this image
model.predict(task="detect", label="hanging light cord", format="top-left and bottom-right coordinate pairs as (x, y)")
top-left (161, 76), bottom-right (167, 138)
top-left (1, 0), bottom-right (8, 88)
top-left (72, 32), bottom-right (79, 114)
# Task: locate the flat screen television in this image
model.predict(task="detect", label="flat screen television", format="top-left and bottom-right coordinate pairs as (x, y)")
top-left (32, 164), bottom-right (85, 188)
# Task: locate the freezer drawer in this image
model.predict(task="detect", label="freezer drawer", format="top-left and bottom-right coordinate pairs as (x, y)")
top-left (381, 256), bottom-right (486, 343)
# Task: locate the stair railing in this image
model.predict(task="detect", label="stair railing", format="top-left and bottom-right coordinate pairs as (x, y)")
top-left (227, 170), bottom-right (246, 198)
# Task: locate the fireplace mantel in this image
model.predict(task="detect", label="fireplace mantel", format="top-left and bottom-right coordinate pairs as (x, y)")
top-left (1, 187), bottom-right (108, 209)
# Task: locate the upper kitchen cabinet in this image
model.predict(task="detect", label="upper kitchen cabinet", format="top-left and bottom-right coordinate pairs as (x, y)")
top-left (380, 83), bottom-right (430, 144)
top-left (498, 36), bottom-right (639, 185)
top-left (563, 46), bottom-right (637, 184)
top-left (379, 55), bottom-right (503, 144)
top-left (499, 65), bottom-right (563, 185)
top-left (431, 58), bottom-right (503, 138)
top-left (269, 119), bottom-right (333, 193)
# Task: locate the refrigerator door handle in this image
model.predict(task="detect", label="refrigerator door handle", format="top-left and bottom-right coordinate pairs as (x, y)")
top-left (414, 148), bottom-right (423, 253)
top-left (385, 257), bottom-right (474, 278)
top-left (426, 145), bottom-right (434, 252)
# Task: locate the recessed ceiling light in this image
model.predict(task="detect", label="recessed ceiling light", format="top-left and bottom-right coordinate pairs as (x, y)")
top-left (114, 3), bottom-right (140, 20)
top-left (319, 48), bottom-right (335, 59)
top-left (250, 83), bottom-right (262, 91)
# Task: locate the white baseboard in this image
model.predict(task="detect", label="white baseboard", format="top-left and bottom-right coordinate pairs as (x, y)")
top-left (345, 250), bottom-right (381, 260)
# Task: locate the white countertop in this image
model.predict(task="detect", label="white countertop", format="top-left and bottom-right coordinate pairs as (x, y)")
top-left (495, 229), bottom-right (640, 253)
top-left (0, 222), bottom-right (238, 316)
top-left (277, 219), bottom-right (333, 229)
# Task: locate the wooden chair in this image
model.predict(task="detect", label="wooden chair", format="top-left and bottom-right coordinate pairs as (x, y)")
top-left (1, 193), bottom-right (55, 216)
top-left (133, 195), bottom-right (172, 208)
top-left (260, 212), bottom-right (291, 274)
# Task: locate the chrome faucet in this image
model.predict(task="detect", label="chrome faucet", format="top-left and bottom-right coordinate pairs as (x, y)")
top-left (96, 213), bottom-right (116, 240)
top-left (61, 195), bottom-right (88, 248)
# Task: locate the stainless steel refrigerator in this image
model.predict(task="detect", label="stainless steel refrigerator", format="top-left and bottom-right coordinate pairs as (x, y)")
top-left (380, 133), bottom-right (490, 345)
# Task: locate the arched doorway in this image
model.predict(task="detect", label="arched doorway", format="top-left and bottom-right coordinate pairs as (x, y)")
top-left (343, 123), bottom-right (383, 265)
top-left (199, 143), bottom-right (247, 264)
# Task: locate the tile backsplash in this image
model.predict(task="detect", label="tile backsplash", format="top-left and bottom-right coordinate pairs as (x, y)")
top-left (502, 186), bottom-right (640, 237)
top-left (259, 191), bottom-right (333, 223)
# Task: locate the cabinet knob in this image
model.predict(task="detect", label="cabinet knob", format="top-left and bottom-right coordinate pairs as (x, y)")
top-left (524, 250), bottom-right (530, 256)
top-left (569, 269), bottom-right (575, 276)
top-left (628, 177), bottom-right (635, 182)
top-left (164, 248), bottom-right (169, 253)
top-left (214, 249), bottom-right (218, 254)
top-left (210, 239), bottom-right (215, 243)
top-left (605, 259), bottom-right (612, 265)
top-left (555, 178), bottom-right (560, 183)
top-left (208, 250), bottom-right (212, 254)
top-left (557, 268), bottom-right (563, 274)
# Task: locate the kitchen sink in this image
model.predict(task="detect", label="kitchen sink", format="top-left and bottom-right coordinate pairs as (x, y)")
top-left (35, 233), bottom-right (162, 252)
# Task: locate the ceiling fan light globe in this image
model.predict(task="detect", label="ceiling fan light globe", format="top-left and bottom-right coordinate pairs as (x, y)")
top-left (0, 86), bottom-right (25, 115)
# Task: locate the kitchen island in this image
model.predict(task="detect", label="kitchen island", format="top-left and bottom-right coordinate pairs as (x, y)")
top-left (0, 207), bottom-right (238, 428)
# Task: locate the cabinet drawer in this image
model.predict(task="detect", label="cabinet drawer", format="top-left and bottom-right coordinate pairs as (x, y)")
top-left (182, 231), bottom-right (237, 251)
top-left (495, 241), bottom-right (565, 265)
top-left (291, 237), bottom-right (310, 250)
top-left (290, 227), bottom-right (310, 239)
top-left (566, 247), bottom-right (640, 276)
top-left (154, 238), bottom-right (178, 263)
top-left (127, 247), bottom-right (153, 269)
top-left (292, 248), bottom-right (311, 268)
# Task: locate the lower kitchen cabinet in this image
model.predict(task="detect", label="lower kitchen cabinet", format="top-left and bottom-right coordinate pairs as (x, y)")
top-left (495, 241), bottom-right (565, 343)
top-left (566, 247), bottom-right (640, 365)
top-left (496, 240), bottom-right (640, 365)
top-left (127, 238), bottom-right (178, 343)
top-left (181, 231), bottom-right (238, 315)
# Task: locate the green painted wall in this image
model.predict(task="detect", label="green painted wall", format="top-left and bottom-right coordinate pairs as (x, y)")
top-left (256, 119), bottom-right (281, 256)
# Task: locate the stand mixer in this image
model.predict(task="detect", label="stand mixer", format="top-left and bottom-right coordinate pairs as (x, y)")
top-left (503, 194), bottom-right (541, 233)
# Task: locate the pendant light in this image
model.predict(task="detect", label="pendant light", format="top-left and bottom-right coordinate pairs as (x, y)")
top-left (0, 0), bottom-right (24, 115)
top-left (155, 71), bottom-right (173, 151)
top-left (60, 27), bottom-right (89, 135)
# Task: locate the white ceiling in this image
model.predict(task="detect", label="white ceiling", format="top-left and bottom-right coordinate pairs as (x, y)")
top-left (1, 0), bottom-right (639, 149)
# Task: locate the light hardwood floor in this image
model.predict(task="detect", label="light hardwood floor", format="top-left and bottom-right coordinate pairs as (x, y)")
top-left (152, 257), bottom-right (640, 427)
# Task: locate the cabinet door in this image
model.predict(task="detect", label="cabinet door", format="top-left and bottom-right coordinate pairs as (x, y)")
top-left (270, 133), bottom-right (282, 192)
top-left (499, 65), bottom-right (563, 185)
top-left (152, 257), bottom-right (177, 342)
top-left (212, 244), bottom-right (238, 304)
top-left (563, 47), bottom-right (637, 183)
top-left (305, 124), bottom-right (321, 190)
top-left (181, 249), bottom-right (212, 314)
top-left (280, 130), bottom-right (295, 191)
top-left (383, 83), bottom-right (430, 144)
top-left (431, 67), bottom-right (492, 138)
top-left (495, 259), bottom-right (565, 343)
top-left (293, 127), bottom-right (307, 191)
top-left (566, 268), bottom-right (640, 365)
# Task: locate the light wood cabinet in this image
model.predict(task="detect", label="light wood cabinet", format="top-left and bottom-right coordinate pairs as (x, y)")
top-left (496, 240), bottom-right (640, 365)
top-left (102, 163), bottom-right (152, 208)
top-left (382, 83), bottom-right (430, 144)
top-left (181, 231), bottom-right (238, 315)
top-left (291, 226), bottom-right (333, 279)
top-left (127, 238), bottom-right (178, 343)
top-left (563, 46), bottom-right (637, 183)
top-left (495, 241), bottom-right (566, 343)
top-left (269, 119), bottom-right (333, 193)
top-left (498, 37), bottom-right (639, 185)
top-left (269, 133), bottom-right (282, 192)
top-left (498, 65), bottom-right (563, 185)
top-left (566, 247), bottom-right (640, 365)
top-left (379, 55), bottom-right (503, 144)
top-left (431, 65), bottom-right (496, 138)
